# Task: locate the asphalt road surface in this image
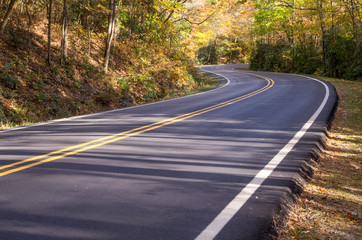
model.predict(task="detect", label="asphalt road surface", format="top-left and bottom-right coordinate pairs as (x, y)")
top-left (0, 64), bottom-right (337, 240)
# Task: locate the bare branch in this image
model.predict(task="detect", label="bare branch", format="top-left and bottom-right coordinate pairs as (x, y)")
top-left (275, 0), bottom-right (317, 10)
top-left (174, 10), bottom-right (217, 25)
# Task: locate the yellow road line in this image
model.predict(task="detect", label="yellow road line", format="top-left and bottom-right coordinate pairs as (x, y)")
top-left (0, 72), bottom-right (274, 178)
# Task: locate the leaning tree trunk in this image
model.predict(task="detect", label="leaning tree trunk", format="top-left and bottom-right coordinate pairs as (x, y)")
top-left (0, 0), bottom-right (18, 34)
top-left (61, 0), bottom-right (68, 64)
top-left (104, 0), bottom-right (117, 73)
top-left (47, 0), bottom-right (53, 64)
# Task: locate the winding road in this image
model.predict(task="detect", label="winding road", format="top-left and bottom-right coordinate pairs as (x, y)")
top-left (0, 64), bottom-right (337, 240)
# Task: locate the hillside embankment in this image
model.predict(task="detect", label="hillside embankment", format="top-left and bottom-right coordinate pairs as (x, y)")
top-left (0, 21), bottom-right (217, 129)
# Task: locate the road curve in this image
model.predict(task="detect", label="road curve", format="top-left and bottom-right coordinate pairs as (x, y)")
top-left (0, 64), bottom-right (337, 240)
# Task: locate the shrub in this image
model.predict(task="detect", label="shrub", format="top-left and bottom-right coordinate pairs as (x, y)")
top-left (2, 74), bottom-right (20, 89)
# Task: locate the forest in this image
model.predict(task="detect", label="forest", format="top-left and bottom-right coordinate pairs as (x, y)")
top-left (0, 0), bottom-right (361, 127)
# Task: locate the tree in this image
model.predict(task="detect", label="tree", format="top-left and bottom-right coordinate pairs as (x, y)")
top-left (47, 0), bottom-right (53, 64)
top-left (104, 0), bottom-right (117, 73)
top-left (61, 0), bottom-right (69, 64)
top-left (0, 0), bottom-right (18, 34)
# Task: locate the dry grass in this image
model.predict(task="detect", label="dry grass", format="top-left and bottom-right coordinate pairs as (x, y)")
top-left (278, 77), bottom-right (361, 239)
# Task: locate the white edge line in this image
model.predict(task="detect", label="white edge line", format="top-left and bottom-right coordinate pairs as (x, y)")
top-left (0, 67), bottom-right (230, 134)
top-left (195, 75), bottom-right (330, 240)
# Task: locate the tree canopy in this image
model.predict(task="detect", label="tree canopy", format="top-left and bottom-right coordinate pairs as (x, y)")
top-left (0, 0), bottom-right (360, 80)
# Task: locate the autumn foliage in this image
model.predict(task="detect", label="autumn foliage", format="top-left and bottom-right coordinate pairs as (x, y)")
top-left (0, 0), bottom-right (360, 128)
top-left (249, 0), bottom-right (361, 80)
top-left (0, 0), bottom-right (211, 127)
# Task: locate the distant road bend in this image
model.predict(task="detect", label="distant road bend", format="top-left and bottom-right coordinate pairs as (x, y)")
top-left (0, 64), bottom-right (337, 240)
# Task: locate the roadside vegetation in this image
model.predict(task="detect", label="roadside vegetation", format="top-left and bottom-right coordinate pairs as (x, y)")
top-left (249, 1), bottom-right (361, 82)
top-left (278, 77), bottom-right (361, 239)
top-left (0, 0), bottom-right (229, 129)
top-left (1, 1), bottom-right (359, 129)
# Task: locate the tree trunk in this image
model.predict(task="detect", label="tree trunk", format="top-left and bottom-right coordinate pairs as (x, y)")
top-left (61, 0), bottom-right (68, 64)
top-left (207, 38), bottom-right (212, 63)
top-left (104, 0), bottom-right (117, 73)
top-left (331, 0), bottom-right (335, 41)
top-left (25, 3), bottom-right (32, 56)
top-left (47, 0), bottom-right (53, 64)
top-left (0, 0), bottom-right (18, 34)
top-left (87, 0), bottom-right (92, 56)
top-left (88, 28), bottom-right (92, 56)
top-left (316, 0), bottom-right (326, 73)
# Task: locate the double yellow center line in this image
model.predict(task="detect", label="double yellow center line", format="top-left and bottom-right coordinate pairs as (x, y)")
top-left (0, 72), bottom-right (274, 178)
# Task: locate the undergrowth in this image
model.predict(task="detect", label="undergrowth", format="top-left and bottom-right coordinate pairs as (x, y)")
top-left (0, 22), bottom-right (218, 130)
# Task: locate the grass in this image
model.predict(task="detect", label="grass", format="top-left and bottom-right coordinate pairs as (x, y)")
top-left (278, 76), bottom-right (362, 239)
